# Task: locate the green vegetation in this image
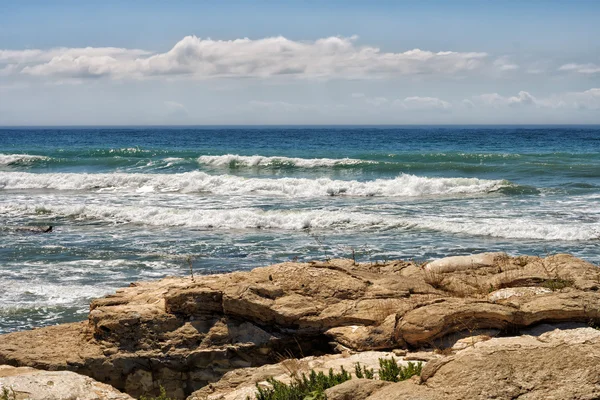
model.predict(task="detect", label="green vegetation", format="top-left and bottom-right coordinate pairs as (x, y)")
top-left (253, 367), bottom-right (351, 400)
top-left (250, 357), bottom-right (423, 400)
top-left (542, 278), bottom-right (573, 291)
top-left (139, 386), bottom-right (174, 400)
top-left (377, 358), bottom-right (422, 382)
top-left (1, 387), bottom-right (16, 400)
top-left (354, 362), bottom-right (374, 379)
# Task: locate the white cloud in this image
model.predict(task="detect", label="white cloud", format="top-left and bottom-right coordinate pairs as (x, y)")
top-left (472, 89), bottom-right (600, 110)
top-left (474, 91), bottom-right (537, 107)
top-left (559, 63), bottom-right (600, 74)
top-left (1, 35), bottom-right (488, 81)
top-left (365, 96), bottom-right (389, 106)
top-left (493, 56), bottom-right (519, 71)
top-left (248, 100), bottom-right (315, 112)
top-left (164, 100), bottom-right (188, 115)
top-left (541, 88), bottom-right (600, 110)
top-left (397, 96), bottom-right (452, 110)
top-left (0, 47), bottom-right (149, 64)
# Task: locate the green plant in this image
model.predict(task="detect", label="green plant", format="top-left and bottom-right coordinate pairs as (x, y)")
top-left (139, 386), bottom-right (173, 400)
top-left (1, 387), bottom-right (16, 400)
top-left (251, 367), bottom-right (351, 400)
top-left (378, 357), bottom-right (422, 382)
top-left (186, 256), bottom-right (195, 282)
top-left (542, 278), bottom-right (573, 291)
top-left (354, 362), bottom-right (374, 379)
top-left (250, 358), bottom-right (423, 399)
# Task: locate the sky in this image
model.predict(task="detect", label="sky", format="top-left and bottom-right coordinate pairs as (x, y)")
top-left (1, 0), bottom-right (600, 125)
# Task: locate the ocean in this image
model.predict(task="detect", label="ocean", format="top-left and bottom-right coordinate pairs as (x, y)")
top-left (0, 126), bottom-right (599, 333)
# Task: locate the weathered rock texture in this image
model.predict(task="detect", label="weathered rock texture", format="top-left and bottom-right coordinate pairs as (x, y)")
top-left (189, 351), bottom-right (403, 400)
top-left (0, 253), bottom-right (599, 399)
top-left (0, 365), bottom-right (133, 400)
top-left (196, 324), bottom-right (600, 400)
top-left (363, 325), bottom-right (600, 400)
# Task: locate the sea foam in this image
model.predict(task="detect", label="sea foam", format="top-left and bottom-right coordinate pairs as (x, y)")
top-left (197, 154), bottom-right (375, 168)
top-left (2, 203), bottom-right (597, 241)
top-left (0, 171), bottom-right (507, 197)
top-left (0, 154), bottom-right (47, 166)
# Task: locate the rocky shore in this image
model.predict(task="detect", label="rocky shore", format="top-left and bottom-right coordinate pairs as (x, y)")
top-left (2, 252), bottom-right (600, 399)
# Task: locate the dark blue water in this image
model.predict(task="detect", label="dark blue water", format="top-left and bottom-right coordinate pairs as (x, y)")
top-left (1, 126), bottom-right (599, 333)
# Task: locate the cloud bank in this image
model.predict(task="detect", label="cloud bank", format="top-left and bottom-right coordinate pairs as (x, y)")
top-left (1, 35), bottom-right (488, 81)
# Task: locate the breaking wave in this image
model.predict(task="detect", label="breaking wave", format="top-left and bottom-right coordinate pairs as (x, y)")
top-left (0, 171), bottom-right (509, 197)
top-left (0, 154), bottom-right (47, 166)
top-left (197, 154), bottom-right (376, 168)
top-left (3, 203), bottom-right (597, 241)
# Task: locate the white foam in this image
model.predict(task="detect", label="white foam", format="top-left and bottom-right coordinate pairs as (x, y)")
top-left (2, 203), bottom-right (597, 241)
top-left (0, 154), bottom-right (47, 166)
top-left (0, 171), bottom-right (506, 197)
top-left (412, 217), bottom-right (599, 241)
top-left (198, 154), bottom-right (374, 168)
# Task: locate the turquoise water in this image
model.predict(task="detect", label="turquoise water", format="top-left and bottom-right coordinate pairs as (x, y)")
top-left (1, 126), bottom-right (599, 332)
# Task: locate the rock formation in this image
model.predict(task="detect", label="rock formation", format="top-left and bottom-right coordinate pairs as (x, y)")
top-left (0, 253), bottom-right (599, 399)
top-left (0, 365), bottom-right (134, 400)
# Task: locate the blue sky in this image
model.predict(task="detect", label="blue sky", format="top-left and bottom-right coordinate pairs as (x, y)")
top-left (1, 0), bottom-right (599, 125)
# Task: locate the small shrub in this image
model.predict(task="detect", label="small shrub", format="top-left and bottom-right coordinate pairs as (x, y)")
top-left (140, 386), bottom-right (173, 400)
top-left (354, 362), bottom-right (374, 379)
top-left (250, 358), bottom-right (423, 399)
top-left (542, 278), bottom-right (573, 291)
top-left (378, 357), bottom-right (422, 382)
top-left (252, 367), bottom-right (351, 400)
top-left (1, 387), bottom-right (16, 400)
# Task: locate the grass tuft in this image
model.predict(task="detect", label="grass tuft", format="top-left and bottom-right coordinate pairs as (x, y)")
top-left (140, 386), bottom-right (174, 400)
top-left (542, 278), bottom-right (573, 291)
top-left (249, 358), bottom-right (423, 399)
top-left (1, 387), bottom-right (16, 400)
top-left (377, 357), bottom-right (422, 383)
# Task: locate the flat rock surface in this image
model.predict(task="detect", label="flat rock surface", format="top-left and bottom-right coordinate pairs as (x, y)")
top-left (0, 365), bottom-right (133, 400)
top-left (365, 326), bottom-right (600, 400)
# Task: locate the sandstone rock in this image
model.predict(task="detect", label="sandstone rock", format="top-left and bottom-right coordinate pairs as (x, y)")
top-left (188, 351), bottom-right (410, 400)
top-left (0, 365), bottom-right (133, 400)
top-left (1, 253), bottom-right (599, 399)
top-left (396, 291), bottom-right (600, 346)
top-left (348, 326), bottom-right (600, 400)
top-left (487, 286), bottom-right (551, 302)
top-left (424, 252), bottom-right (506, 273)
top-left (324, 379), bottom-right (392, 400)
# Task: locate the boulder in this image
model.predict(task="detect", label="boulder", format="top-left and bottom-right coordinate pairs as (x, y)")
top-left (12, 226), bottom-right (53, 234)
top-left (0, 365), bottom-right (133, 400)
top-left (365, 326), bottom-right (600, 400)
top-left (424, 252), bottom-right (506, 273)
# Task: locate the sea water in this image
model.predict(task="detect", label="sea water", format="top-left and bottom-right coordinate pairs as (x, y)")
top-left (0, 126), bottom-right (599, 333)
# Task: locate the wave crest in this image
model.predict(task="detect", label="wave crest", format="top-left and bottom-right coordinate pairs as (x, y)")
top-left (0, 154), bottom-right (47, 166)
top-left (197, 154), bottom-right (375, 168)
top-left (0, 171), bottom-right (507, 197)
top-left (3, 203), bottom-right (597, 241)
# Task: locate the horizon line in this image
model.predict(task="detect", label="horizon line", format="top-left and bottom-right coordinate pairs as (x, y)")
top-left (1, 124), bottom-right (600, 129)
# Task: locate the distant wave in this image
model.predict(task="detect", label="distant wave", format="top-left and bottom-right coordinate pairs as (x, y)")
top-left (0, 171), bottom-right (508, 197)
top-left (0, 154), bottom-right (47, 166)
top-left (3, 203), bottom-right (597, 241)
top-left (198, 154), bottom-right (376, 168)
